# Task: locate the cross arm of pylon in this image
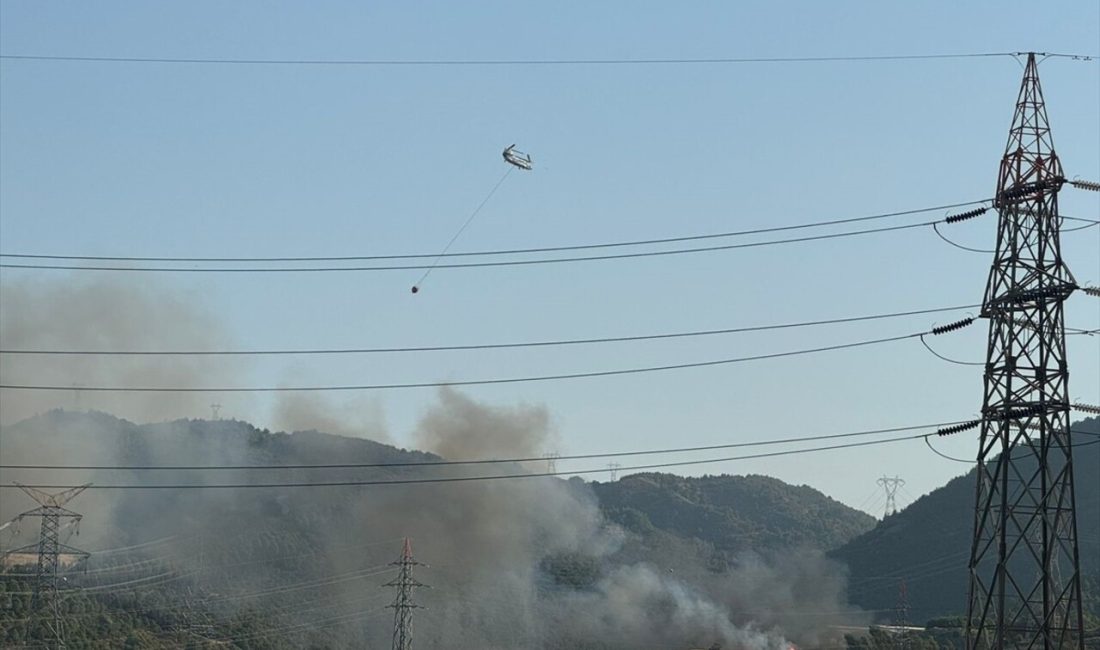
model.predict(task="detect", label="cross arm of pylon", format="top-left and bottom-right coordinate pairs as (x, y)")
top-left (1, 541), bottom-right (45, 556)
top-left (5, 505), bottom-right (84, 520)
top-left (15, 482), bottom-right (90, 507)
top-left (56, 543), bottom-right (91, 559)
top-left (986, 283), bottom-right (1079, 310)
top-left (936, 402), bottom-right (1070, 437)
top-left (995, 178), bottom-right (1066, 207)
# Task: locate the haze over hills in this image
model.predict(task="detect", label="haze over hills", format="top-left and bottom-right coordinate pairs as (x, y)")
top-left (0, 402), bottom-right (871, 649)
top-left (2, 407), bottom-right (1097, 648)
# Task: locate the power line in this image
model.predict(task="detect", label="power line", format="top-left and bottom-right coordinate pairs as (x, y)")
top-left (0, 329), bottom-right (925, 393)
top-left (924, 430), bottom-right (1100, 464)
top-left (5, 52), bottom-right (1091, 67)
top-left (9, 212), bottom-right (1096, 275)
top-left (0, 220), bottom-right (942, 272)
top-left (0, 429), bottom-right (943, 490)
top-left (0, 303), bottom-right (978, 356)
top-left (9, 213), bottom-right (1094, 274)
top-left (918, 334), bottom-right (984, 366)
top-left (0, 420), bottom-right (969, 471)
top-left (0, 200), bottom-right (987, 263)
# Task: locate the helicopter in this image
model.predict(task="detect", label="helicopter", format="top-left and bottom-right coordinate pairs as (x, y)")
top-left (502, 144), bottom-right (533, 170)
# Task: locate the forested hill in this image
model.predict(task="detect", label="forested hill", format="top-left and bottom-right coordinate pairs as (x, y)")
top-left (831, 416), bottom-right (1100, 625)
top-left (0, 409), bottom-right (877, 648)
top-left (592, 472), bottom-right (876, 553)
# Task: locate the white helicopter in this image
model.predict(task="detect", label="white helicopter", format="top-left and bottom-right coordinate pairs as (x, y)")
top-left (502, 144), bottom-right (533, 171)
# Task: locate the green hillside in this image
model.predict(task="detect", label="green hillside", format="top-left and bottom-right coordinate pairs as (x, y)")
top-left (831, 416), bottom-right (1100, 626)
top-left (593, 472), bottom-right (876, 553)
top-left (0, 410), bottom-right (876, 649)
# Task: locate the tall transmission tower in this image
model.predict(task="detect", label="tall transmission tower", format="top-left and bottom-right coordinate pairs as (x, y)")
top-left (894, 578), bottom-right (910, 628)
top-left (2, 483), bottom-right (90, 649)
top-left (967, 52), bottom-right (1084, 650)
top-left (876, 475), bottom-right (905, 517)
top-left (384, 537), bottom-right (427, 650)
top-left (894, 579), bottom-right (911, 650)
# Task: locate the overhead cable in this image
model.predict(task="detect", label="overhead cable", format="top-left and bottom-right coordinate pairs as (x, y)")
top-left (0, 200), bottom-right (987, 263)
top-left (0, 221), bottom-right (943, 272)
top-left (15, 208), bottom-right (1096, 275)
top-left (0, 329), bottom-right (930, 393)
top-left (0, 303), bottom-right (979, 356)
top-left (0, 429), bottom-right (943, 490)
top-left (3, 52), bottom-right (1086, 67)
top-left (0, 420), bottom-right (971, 471)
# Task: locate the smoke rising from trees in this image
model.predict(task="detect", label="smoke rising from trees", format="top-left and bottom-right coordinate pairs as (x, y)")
top-left (0, 278), bottom-right (867, 647)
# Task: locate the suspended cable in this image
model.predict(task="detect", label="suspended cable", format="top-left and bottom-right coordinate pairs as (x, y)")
top-left (924, 436), bottom-right (973, 463)
top-left (12, 210), bottom-right (1092, 274)
top-left (0, 303), bottom-right (978, 356)
top-left (0, 419), bottom-right (969, 471)
top-left (1062, 220), bottom-right (1100, 233)
top-left (0, 329), bottom-right (927, 393)
top-left (925, 433), bottom-right (1100, 465)
top-left (919, 334), bottom-right (984, 366)
top-left (0, 200), bottom-right (987, 263)
top-left (933, 222), bottom-right (993, 253)
top-left (0, 429), bottom-right (942, 490)
top-left (0, 52), bottom-right (1071, 67)
top-left (0, 221), bottom-right (941, 273)
top-left (412, 166), bottom-right (513, 293)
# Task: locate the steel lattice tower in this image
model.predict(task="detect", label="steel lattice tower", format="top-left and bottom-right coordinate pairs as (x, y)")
top-left (877, 475), bottom-right (905, 517)
top-left (384, 537), bottom-right (427, 650)
top-left (967, 52), bottom-right (1084, 650)
top-left (3, 484), bottom-right (90, 649)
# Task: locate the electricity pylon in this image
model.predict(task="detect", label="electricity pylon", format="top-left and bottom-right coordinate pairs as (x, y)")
top-left (967, 52), bottom-right (1084, 650)
top-left (3, 483), bottom-right (90, 649)
top-left (876, 475), bottom-right (905, 517)
top-left (894, 579), bottom-right (911, 650)
top-left (384, 537), bottom-right (427, 650)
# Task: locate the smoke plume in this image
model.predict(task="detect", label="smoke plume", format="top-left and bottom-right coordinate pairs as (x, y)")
top-left (0, 275), bottom-right (865, 648)
top-left (0, 276), bottom-right (247, 425)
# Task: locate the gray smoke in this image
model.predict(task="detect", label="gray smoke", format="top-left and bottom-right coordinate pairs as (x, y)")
top-left (412, 386), bottom-right (557, 460)
top-left (0, 277), bottom-right (865, 648)
top-left (0, 276), bottom-right (249, 425)
top-left (0, 387), bottom-right (865, 648)
top-left (270, 393), bottom-right (391, 443)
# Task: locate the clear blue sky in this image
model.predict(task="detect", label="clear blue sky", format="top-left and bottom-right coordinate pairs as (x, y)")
top-left (1, 1), bottom-right (1097, 514)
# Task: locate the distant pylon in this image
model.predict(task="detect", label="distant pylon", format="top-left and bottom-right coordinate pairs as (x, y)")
top-left (967, 52), bottom-right (1084, 650)
top-left (542, 452), bottom-right (560, 474)
top-left (894, 579), bottom-right (911, 650)
top-left (2, 483), bottom-right (90, 649)
top-left (894, 578), bottom-right (910, 628)
top-left (876, 475), bottom-right (905, 517)
top-left (210, 403), bottom-right (222, 420)
top-left (384, 537), bottom-right (428, 650)
top-left (607, 462), bottom-right (621, 482)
